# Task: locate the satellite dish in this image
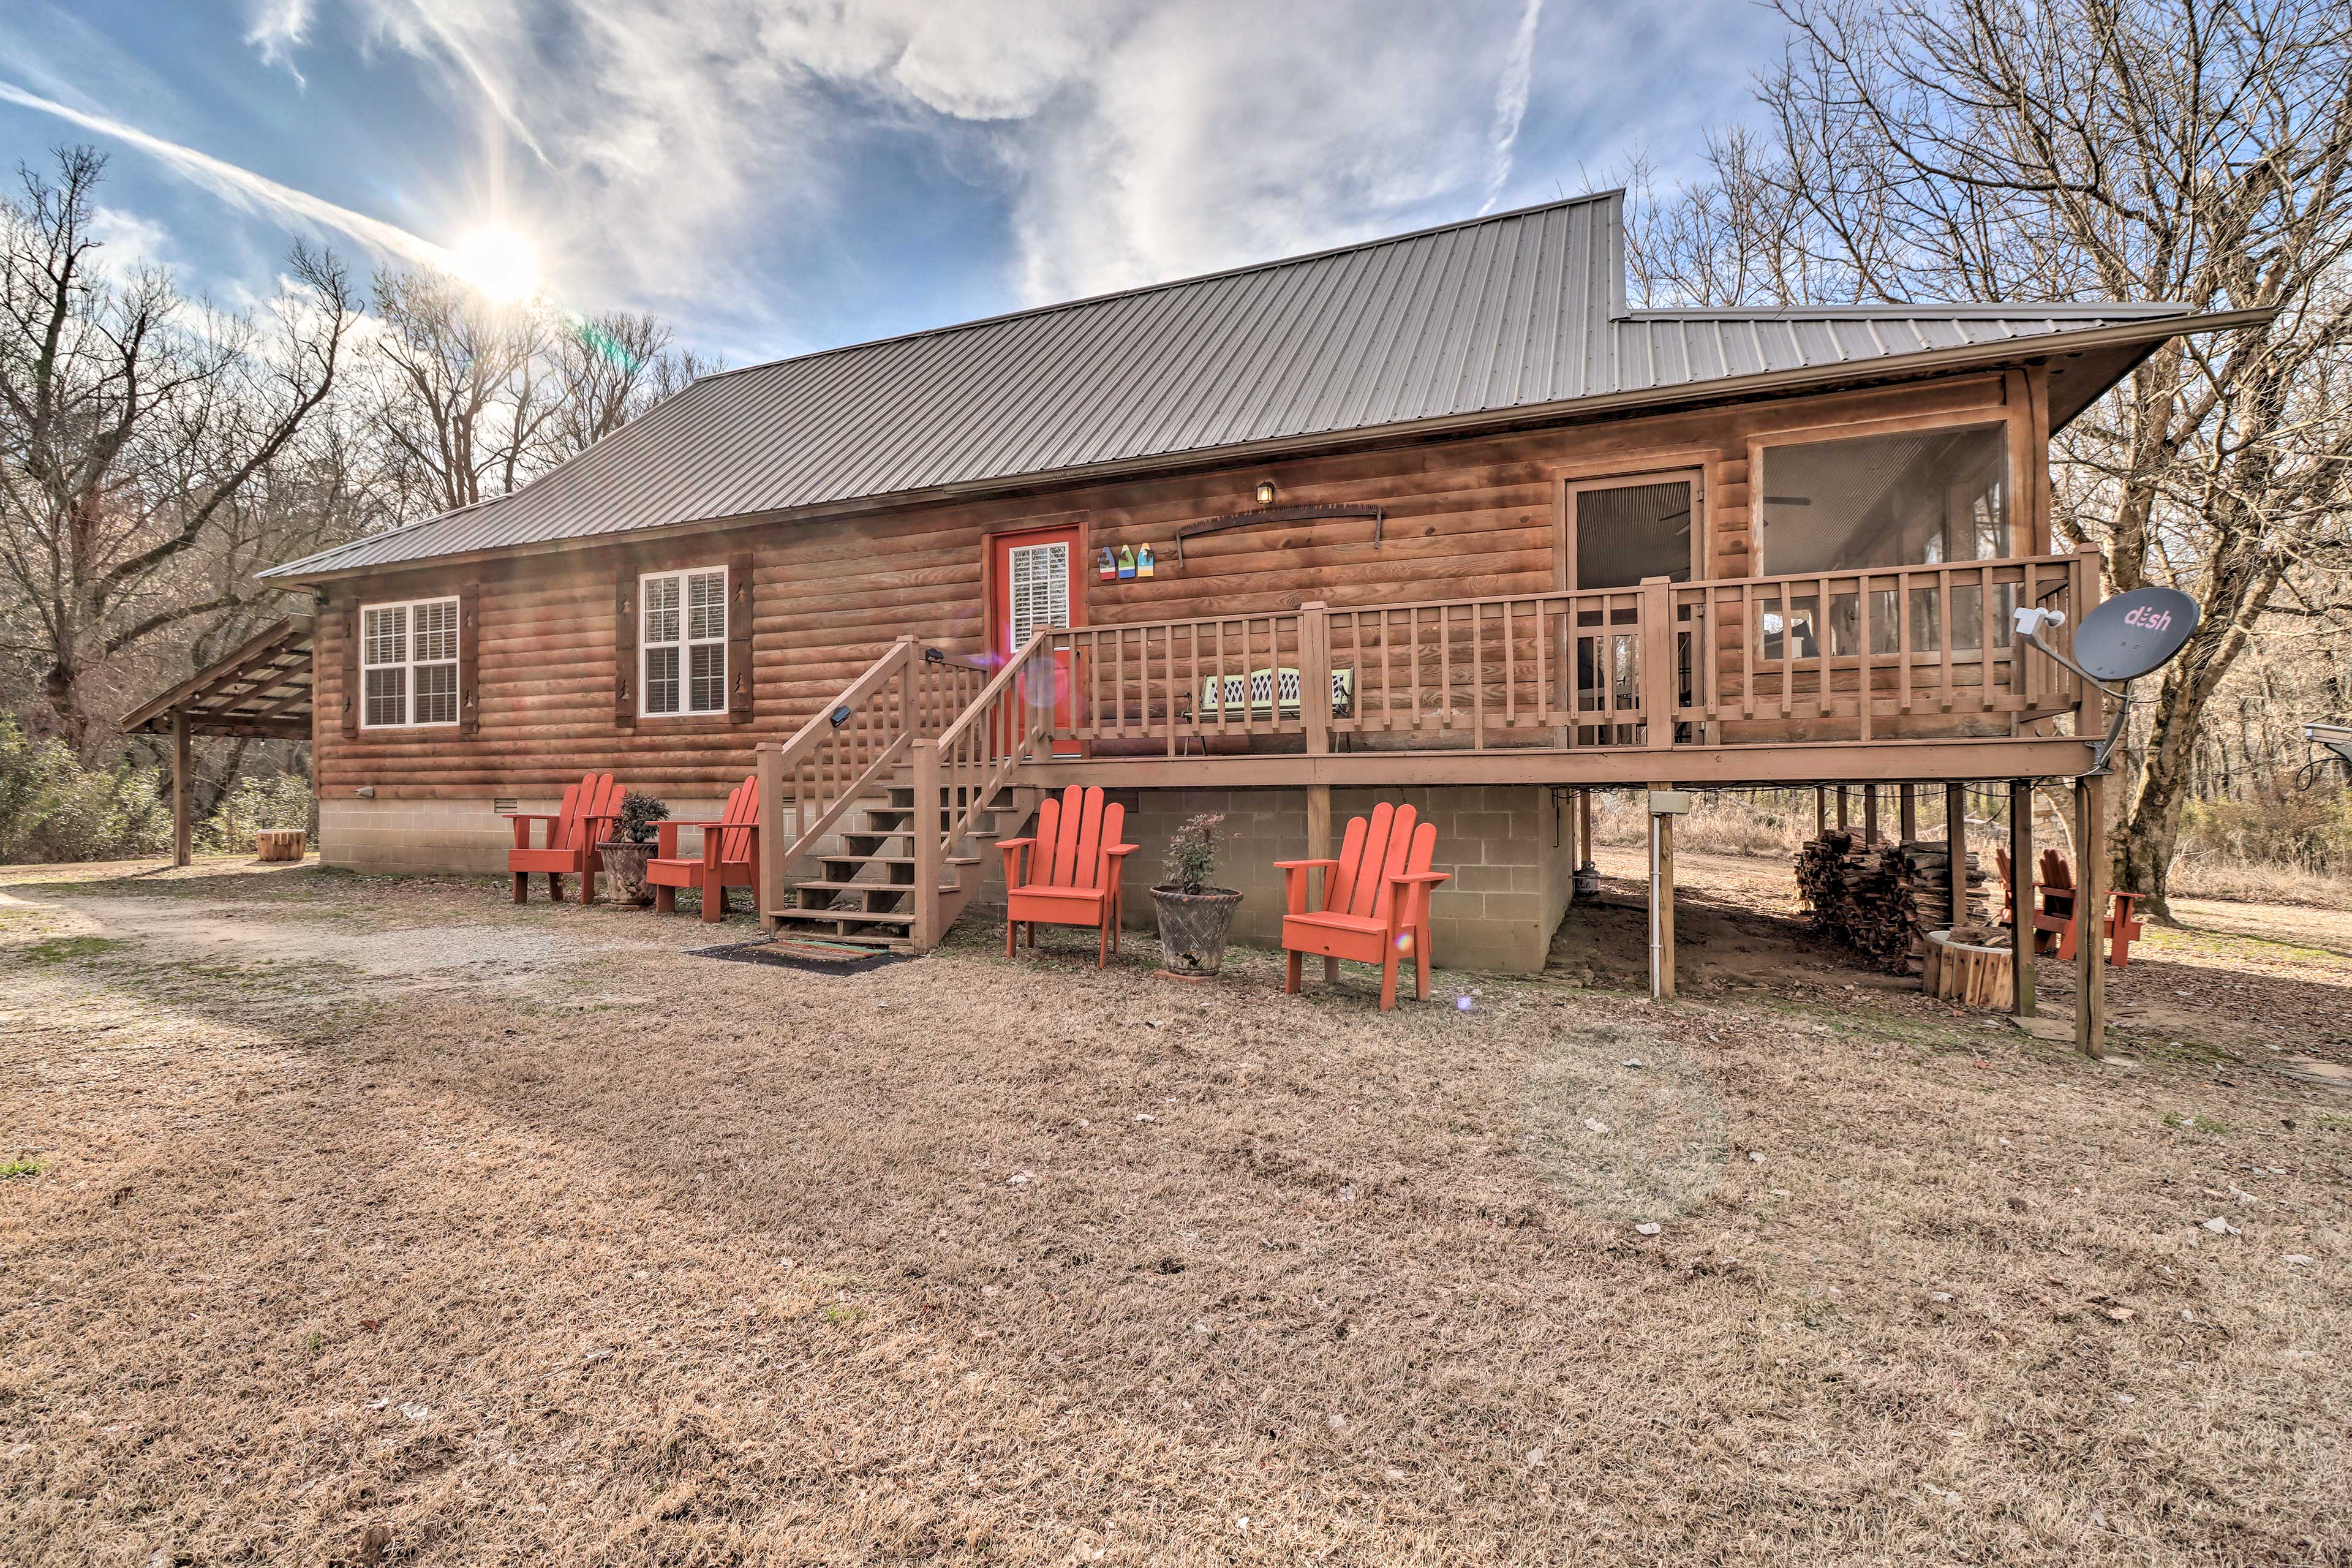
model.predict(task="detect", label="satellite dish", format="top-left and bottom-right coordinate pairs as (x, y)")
top-left (2073, 587), bottom-right (2200, 681)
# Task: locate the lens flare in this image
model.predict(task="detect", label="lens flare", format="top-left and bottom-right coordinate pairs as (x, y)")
top-left (454, 226), bottom-right (538, 302)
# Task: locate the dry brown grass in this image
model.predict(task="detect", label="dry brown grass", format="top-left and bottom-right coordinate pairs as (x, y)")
top-left (1, 859), bottom-right (2347, 1564)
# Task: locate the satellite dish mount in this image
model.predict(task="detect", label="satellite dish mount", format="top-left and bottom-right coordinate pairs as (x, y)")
top-left (2011, 586), bottom-right (2200, 775)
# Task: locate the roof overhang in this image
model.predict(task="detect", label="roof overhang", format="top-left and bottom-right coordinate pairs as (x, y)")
top-left (121, 616), bottom-right (315, 740)
top-left (263, 306), bottom-right (2273, 587)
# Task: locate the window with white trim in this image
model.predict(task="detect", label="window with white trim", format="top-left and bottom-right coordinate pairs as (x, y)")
top-left (360, 597), bottom-right (459, 728)
top-left (641, 566), bottom-right (728, 717)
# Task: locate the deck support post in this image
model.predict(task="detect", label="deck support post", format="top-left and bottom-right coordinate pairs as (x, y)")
top-left (171, 710), bottom-right (192, 868)
top-left (1815, 786), bottom-right (1826, 836)
top-left (2009, 779), bottom-right (2035, 1017)
top-left (1578, 789), bottom-right (1593, 867)
top-left (1648, 784), bottom-right (1675, 1000)
top-left (758, 742), bottom-right (783, 935)
top-left (2073, 771), bottom-right (2106, 1058)
top-left (1836, 786), bottom-right (1849, 831)
top-left (1306, 785), bottom-right (1332, 867)
top-left (1945, 782), bottom-right (1969, 926)
top-left (1898, 782), bottom-right (1917, 843)
top-left (911, 738), bottom-right (942, 952)
top-left (1862, 783), bottom-right (1879, 846)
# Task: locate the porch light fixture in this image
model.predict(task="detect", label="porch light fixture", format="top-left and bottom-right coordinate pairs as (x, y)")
top-left (829, 704), bottom-right (853, 728)
top-left (1254, 480), bottom-right (1276, 505)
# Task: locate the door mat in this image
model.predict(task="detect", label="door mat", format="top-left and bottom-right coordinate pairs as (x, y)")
top-left (688, 938), bottom-right (915, 975)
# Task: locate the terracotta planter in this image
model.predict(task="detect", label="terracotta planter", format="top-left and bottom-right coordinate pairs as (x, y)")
top-left (598, 841), bottom-right (657, 906)
top-left (1150, 885), bottom-right (1243, 976)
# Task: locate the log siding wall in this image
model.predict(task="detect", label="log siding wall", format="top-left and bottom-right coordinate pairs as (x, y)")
top-left (311, 369), bottom-right (2043, 799)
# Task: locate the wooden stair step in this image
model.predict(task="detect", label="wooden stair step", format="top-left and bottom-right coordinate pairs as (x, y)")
top-left (793, 878), bottom-right (961, 895)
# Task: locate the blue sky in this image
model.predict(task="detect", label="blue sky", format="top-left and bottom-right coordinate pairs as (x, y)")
top-left (0, 0), bottom-right (1784, 364)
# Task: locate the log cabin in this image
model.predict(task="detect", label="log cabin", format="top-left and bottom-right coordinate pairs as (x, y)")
top-left (238, 189), bottom-right (2258, 995)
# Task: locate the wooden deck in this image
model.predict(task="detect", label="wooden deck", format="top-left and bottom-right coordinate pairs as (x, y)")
top-left (758, 552), bottom-right (2103, 951)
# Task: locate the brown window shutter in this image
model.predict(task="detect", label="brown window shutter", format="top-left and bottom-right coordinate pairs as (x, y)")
top-left (728, 551), bottom-right (754, 724)
top-left (614, 564), bottom-right (637, 729)
top-left (458, 581), bottom-right (481, 737)
top-left (341, 597), bottom-right (361, 739)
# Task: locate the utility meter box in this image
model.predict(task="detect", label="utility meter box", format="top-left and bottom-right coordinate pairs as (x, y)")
top-left (1648, 790), bottom-right (1693, 816)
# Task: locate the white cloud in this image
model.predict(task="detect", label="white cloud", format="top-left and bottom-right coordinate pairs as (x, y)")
top-left (0, 81), bottom-right (461, 274)
top-left (1479, 0), bottom-right (1545, 213)
top-left (304, 0), bottom-right (1553, 313)
top-left (85, 205), bottom-right (173, 279)
top-left (245, 0), bottom-right (314, 80)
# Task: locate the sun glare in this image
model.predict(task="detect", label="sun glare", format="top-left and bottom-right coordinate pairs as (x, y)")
top-left (454, 226), bottom-right (539, 302)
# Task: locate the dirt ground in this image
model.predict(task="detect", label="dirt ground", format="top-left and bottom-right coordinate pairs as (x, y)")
top-left (2, 854), bottom-right (2347, 1565)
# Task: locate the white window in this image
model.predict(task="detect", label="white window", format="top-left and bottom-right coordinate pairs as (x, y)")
top-left (1006, 541), bottom-right (1069, 646)
top-left (360, 597), bottom-right (459, 728)
top-left (641, 566), bottom-right (728, 717)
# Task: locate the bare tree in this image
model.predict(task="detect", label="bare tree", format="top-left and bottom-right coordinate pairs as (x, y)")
top-left (0, 146), bottom-right (357, 756)
top-left (1626, 0), bottom-right (2352, 915)
top-left (365, 270), bottom-right (564, 513)
top-left (546, 310), bottom-right (716, 458)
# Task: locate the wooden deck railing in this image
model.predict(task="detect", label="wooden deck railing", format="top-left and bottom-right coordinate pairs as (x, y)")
top-left (756, 636), bottom-right (989, 888)
top-left (1020, 551), bottom-right (2097, 758)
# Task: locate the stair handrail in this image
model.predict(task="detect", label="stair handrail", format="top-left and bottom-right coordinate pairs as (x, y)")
top-left (911, 627), bottom-right (1060, 946)
top-left (758, 638), bottom-right (989, 922)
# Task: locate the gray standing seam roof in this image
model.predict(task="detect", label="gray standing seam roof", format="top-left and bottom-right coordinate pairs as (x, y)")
top-left (264, 190), bottom-right (2198, 580)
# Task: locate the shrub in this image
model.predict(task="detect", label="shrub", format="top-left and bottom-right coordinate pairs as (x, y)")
top-left (195, 772), bottom-right (314, 856)
top-left (1159, 812), bottom-right (1224, 894)
top-left (610, 790), bottom-right (671, 845)
top-left (0, 718), bottom-right (172, 864)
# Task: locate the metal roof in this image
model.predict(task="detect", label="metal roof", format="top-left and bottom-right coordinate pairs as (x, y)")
top-left (265, 190), bottom-right (2202, 581)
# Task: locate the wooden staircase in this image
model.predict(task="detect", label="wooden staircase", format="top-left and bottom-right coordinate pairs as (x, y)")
top-left (757, 633), bottom-right (1059, 954)
top-left (766, 767), bottom-right (1035, 949)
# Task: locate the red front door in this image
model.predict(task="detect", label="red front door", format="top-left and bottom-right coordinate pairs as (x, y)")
top-left (987, 524), bottom-right (1085, 755)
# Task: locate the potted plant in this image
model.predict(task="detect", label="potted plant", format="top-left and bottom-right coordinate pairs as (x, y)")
top-left (598, 790), bottom-right (670, 906)
top-left (1150, 812), bottom-right (1243, 978)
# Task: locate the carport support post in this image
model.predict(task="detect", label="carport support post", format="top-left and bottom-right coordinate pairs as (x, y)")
top-left (2074, 772), bottom-right (2107, 1058)
top-left (1648, 785), bottom-right (1675, 1000)
top-left (2009, 779), bottom-right (2035, 1018)
top-left (171, 710), bottom-right (191, 868)
top-left (1945, 782), bottom-right (1969, 927)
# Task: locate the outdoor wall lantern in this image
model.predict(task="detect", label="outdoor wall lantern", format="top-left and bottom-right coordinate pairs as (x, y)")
top-left (830, 705), bottom-right (853, 728)
top-left (1254, 480), bottom-right (1277, 505)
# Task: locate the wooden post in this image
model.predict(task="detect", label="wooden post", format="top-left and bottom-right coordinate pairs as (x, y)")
top-left (1862, 783), bottom-right (1879, 846)
top-left (1640, 576), bottom-right (1675, 750)
top-left (1578, 789), bottom-right (1593, 865)
top-left (171, 711), bottom-right (192, 868)
top-left (1300, 601), bottom-right (1332, 758)
top-left (1945, 782), bottom-right (1969, 927)
top-left (2074, 772), bottom-right (2106, 1058)
top-left (1898, 782), bottom-right (1917, 843)
top-left (1649, 786), bottom-right (1676, 1000)
top-left (911, 738), bottom-right (942, 951)
top-left (1836, 786), bottom-right (1849, 831)
top-left (1815, 786), bottom-right (1826, 837)
top-left (758, 742), bottom-right (783, 934)
top-left (2009, 779), bottom-right (2035, 1018)
top-left (1306, 783), bottom-right (1332, 869)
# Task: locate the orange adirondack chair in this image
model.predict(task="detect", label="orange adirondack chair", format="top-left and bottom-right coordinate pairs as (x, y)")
top-left (998, 786), bottom-right (1137, 966)
top-left (1276, 802), bottom-right (1452, 1010)
top-left (2034, 850), bottom-right (2144, 966)
top-left (505, 772), bottom-right (620, 904)
top-left (648, 775), bottom-right (761, 922)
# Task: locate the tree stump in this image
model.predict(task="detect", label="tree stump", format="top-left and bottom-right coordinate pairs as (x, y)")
top-left (255, 829), bottom-right (307, 862)
top-left (1924, 926), bottom-right (2012, 1008)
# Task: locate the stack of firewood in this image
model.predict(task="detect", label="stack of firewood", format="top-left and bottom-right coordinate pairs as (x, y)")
top-left (1796, 832), bottom-right (1987, 974)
